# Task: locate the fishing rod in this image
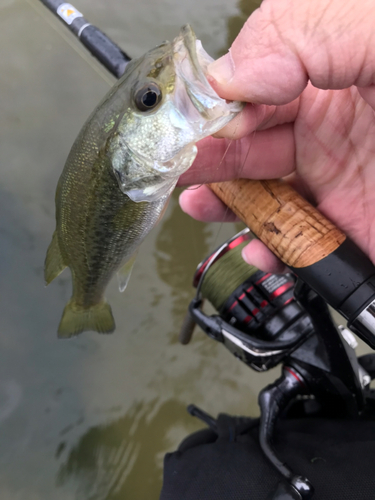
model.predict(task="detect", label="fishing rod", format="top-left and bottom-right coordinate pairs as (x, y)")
top-left (37, 2), bottom-right (375, 348)
top-left (38, 0), bottom-right (130, 78)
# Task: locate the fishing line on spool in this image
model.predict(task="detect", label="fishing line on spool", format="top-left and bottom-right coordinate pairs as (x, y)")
top-left (200, 238), bottom-right (258, 311)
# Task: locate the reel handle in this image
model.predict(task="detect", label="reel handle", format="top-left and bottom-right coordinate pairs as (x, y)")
top-left (208, 179), bottom-right (375, 348)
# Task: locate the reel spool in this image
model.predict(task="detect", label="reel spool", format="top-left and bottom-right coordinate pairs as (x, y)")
top-left (183, 229), bottom-right (315, 371)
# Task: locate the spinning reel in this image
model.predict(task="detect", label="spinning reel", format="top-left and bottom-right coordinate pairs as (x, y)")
top-left (181, 229), bottom-right (375, 500)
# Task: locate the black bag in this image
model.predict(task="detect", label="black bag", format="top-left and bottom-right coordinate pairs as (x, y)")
top-left (160, 414), bottom-right (375, 500)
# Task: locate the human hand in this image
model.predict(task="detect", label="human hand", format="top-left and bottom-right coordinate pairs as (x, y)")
top-left (179, 0), bottom-right (375, 272)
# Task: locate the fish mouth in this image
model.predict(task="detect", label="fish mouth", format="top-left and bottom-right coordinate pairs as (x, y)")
top-left (172, 25), bottom-right (243, 128)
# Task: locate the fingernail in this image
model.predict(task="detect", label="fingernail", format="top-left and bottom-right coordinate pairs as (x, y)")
top-left (241, 247), bottom-right (251, 265)
top-left (207, 52), bottom-right (235, 85)
top-left (178, 190), bottom-right (189, 213)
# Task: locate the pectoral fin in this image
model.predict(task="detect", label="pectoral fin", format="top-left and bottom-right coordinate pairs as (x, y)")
top-left (44, 231), bottom-right (67, 285)
top-left (117, 252), bottom-right (138, 292)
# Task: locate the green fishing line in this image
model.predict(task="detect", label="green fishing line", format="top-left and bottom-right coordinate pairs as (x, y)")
top-left (201, 242), bottom-right (258, 311)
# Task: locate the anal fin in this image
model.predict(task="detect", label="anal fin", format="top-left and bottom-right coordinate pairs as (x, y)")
top-left (44, 231), bottom-right (67, 285)
top-left (117, 252), bottom-right (138, 293)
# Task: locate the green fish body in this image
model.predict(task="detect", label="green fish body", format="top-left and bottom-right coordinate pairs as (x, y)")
top-left (45, 25), bottom-right (242, 337)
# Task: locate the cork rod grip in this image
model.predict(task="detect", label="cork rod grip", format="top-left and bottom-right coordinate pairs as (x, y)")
top-left (208, 179), bottom-right (346, 268)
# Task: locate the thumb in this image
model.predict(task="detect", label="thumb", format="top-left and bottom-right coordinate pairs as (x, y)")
top-left (208, 0), bottom-right (375, 105)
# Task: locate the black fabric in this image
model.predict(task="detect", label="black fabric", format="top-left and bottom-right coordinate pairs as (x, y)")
top-left (160, 415), bottom-right (375, 500)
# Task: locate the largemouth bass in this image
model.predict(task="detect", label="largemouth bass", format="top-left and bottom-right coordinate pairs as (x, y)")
top-left (45, 25), bottom-right (242, 337)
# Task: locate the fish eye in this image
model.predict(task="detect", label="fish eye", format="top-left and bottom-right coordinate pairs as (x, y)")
top-left (134, 83), bottom-right (162, 111)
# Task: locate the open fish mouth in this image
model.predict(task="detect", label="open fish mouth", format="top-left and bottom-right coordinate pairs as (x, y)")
top-left (172, 25), bottom-right (243, 131)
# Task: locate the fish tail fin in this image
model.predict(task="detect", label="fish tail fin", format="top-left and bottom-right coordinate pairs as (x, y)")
top-left (45, 231), bottom-right (67, 285)
top-left (58, 300), bottom-right (115, 338)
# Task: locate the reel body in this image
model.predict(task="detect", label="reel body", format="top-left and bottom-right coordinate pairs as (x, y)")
top-left (189, 229), bottom-right (314, 371)
top-left (183, 229), bottom-right (375, 500)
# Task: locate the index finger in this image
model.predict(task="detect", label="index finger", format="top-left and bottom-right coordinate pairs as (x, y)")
top-left (178, 123), bottom-right (295, 186)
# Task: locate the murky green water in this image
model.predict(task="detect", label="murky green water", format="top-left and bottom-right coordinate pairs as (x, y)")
top-left (0, 1), bottom-right (371, 499)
